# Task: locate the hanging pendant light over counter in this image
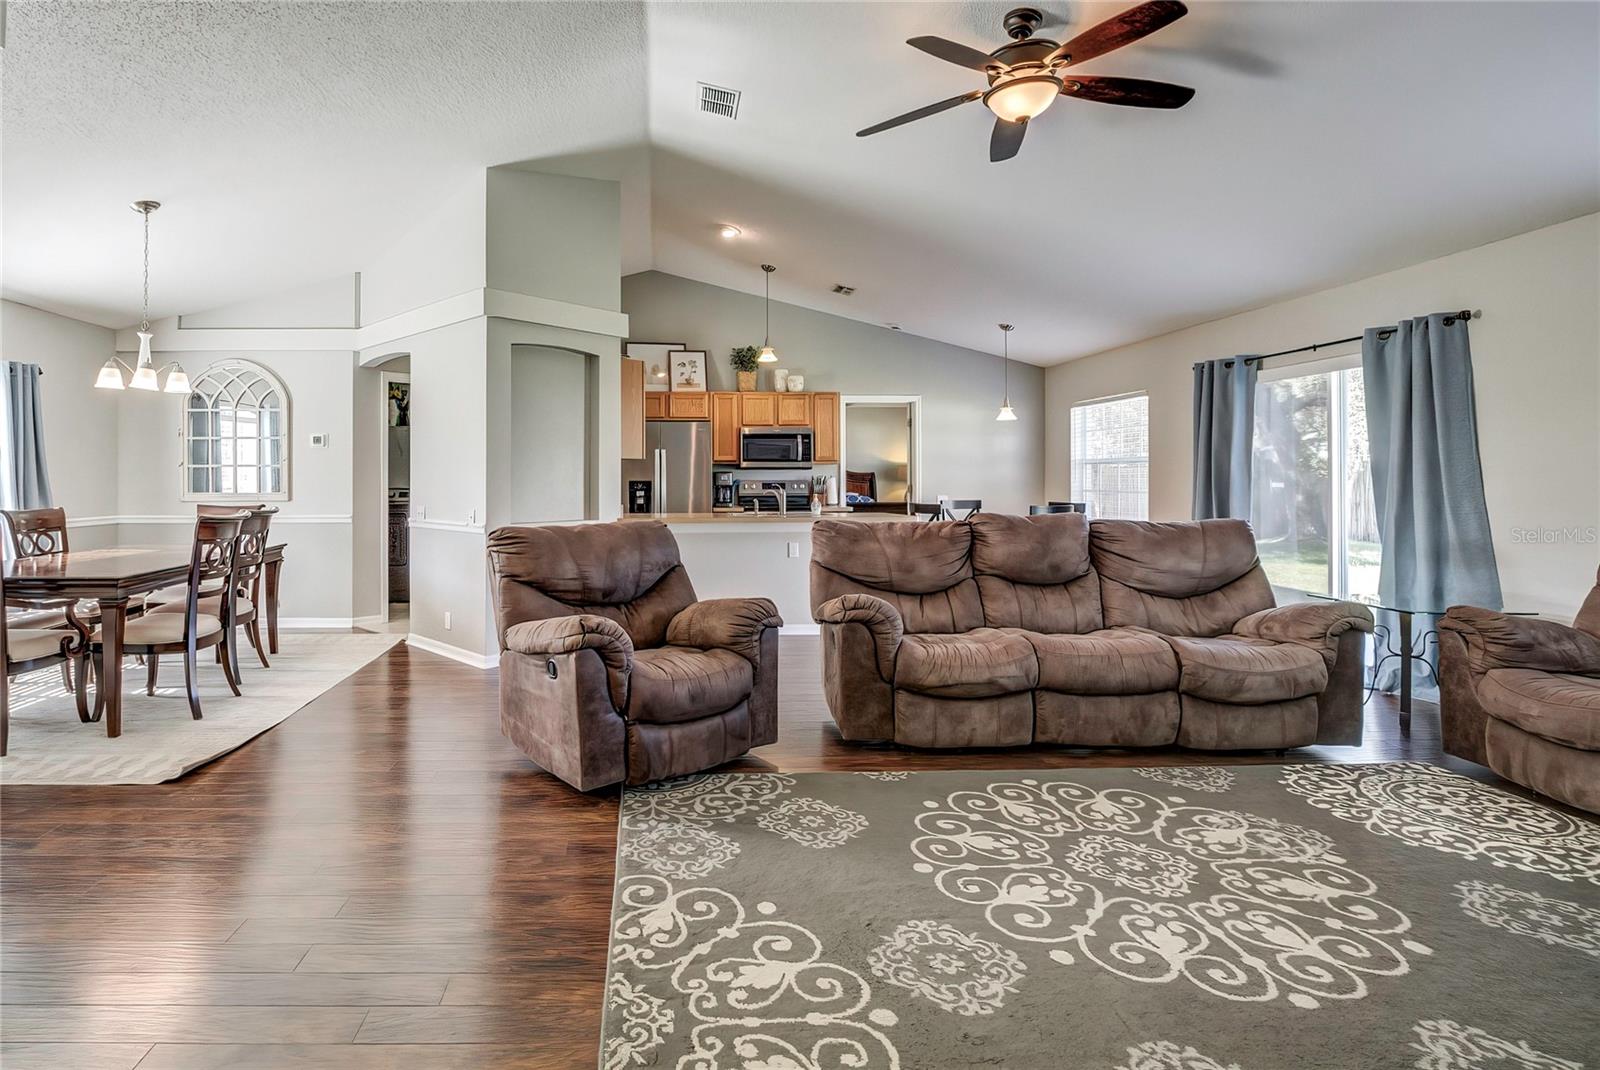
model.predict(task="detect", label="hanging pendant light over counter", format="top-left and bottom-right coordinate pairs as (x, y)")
top-left (757, 263), bottom-right (779, 362)
top-left (996, 322), bottom-right (1018, 422)
top-left (96, 200), bottom-right (190, 394)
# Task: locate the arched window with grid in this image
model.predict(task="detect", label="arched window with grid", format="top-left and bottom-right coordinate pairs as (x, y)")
top-left (182, 359), bottom-right (290, 501)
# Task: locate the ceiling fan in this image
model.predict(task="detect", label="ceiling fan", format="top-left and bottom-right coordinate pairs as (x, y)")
top-left (857, 1), bottom-right (1195, 162)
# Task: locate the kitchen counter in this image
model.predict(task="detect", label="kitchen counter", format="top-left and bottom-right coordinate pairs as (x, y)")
top-left (619, 511), bottom-right (910, 525)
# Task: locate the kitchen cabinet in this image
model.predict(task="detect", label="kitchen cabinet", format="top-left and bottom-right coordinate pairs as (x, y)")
top-left (776, 393), bottom-right (811, 426)
top-left (667, 391), bottom-right (711, 420)
top-left (813, 392), bottom-right (840, 462)
top-left (621, 359), bottom-right (645, 459)
top-left (712, 393), bottom-right (740, 463)
top-left (644, 393), bottom-right (667, 420)
top-left (739, 392), bottom-right (776, 427)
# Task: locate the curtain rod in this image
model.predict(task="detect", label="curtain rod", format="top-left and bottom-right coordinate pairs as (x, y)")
top-left (1194, 309), bottom-right (1480, 369)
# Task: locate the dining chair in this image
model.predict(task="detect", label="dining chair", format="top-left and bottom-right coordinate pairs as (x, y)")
top-left (2, 569), bottom-right (87, 755)
top-left (1029, 502), bottom-right (1088, 515)
top-left (909, 502), bottom-right (945, 522)
top-left (147, 504), bottom-right (267, 608)
top-left (90, 514), bottom-right (245, 723)
top-left (152, 507), bottom-right (275, 674)
top-left (2, 507), bottom-right (95, 691)
top-left (945, 499), bottom-right (982, 520)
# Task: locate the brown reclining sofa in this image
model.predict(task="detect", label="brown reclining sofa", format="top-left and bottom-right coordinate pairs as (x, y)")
top-left (811, 513), bottom-right (1372, 750)
top-left (489, 520), bottom-right (782, 790)
top-left (1439, 567), bottom-right (1600, 813)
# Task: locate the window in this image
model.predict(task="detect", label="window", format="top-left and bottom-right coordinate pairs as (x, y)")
top-left (182, 360), bottom-right (289, 501)
top-left (1250, 358), bottom-right (1378, 598)
top-left (1070, 393), bottom-right (1149, 520)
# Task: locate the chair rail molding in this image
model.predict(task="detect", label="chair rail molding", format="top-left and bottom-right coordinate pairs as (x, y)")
top-left (66, 514), bottom-right (353, 527)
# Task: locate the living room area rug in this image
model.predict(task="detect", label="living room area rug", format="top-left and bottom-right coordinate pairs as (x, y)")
top-left (1, 633), bottom-right (401, 785)
top-left (602, 763), bottom-right (1599, 1070)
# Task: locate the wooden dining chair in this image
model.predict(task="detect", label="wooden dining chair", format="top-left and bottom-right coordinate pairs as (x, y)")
top-left (2, 569), bottom-right (87, 755)
top-left (153, 507), bottom-right (275, 675)
top-left (90, 515), bottom-right (245, 723)
top-left (2, 507), bottom-right (95, 691)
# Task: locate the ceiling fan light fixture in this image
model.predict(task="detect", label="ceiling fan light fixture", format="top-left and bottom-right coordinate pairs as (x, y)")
top-left (983, 73), bottom-right (1061, 123)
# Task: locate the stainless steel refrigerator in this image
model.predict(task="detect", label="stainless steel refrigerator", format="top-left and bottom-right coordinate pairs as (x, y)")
top-left (622, 420), bottom-right (712, 514)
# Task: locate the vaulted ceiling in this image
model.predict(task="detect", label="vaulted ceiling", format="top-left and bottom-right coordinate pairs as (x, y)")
top-left (5, 1), bottom-right (1597, 364)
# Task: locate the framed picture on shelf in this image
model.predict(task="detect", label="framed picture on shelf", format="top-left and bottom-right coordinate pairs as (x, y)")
top-left (626, 341), bottom-right (685, 392)
top-left (669, 350), bottom-right (708, 392)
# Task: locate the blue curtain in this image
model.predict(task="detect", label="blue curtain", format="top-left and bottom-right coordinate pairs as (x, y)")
top-left (1363, 314), bottom-right (1500, 692)
top-left (1192, 356), bottom-right (1258, 519)
top-left (4, 362), bottom-right (54, 510)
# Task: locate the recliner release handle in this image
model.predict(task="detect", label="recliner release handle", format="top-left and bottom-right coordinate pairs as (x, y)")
top-left (546, 658), bottom-right (559, 680)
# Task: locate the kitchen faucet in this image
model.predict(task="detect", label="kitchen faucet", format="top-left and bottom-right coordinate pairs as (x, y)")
top-left (754, 488), bottom-right (786, 516)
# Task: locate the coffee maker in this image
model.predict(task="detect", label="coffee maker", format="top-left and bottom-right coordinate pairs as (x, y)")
top-left (713, 471), bottom-right (739, 511)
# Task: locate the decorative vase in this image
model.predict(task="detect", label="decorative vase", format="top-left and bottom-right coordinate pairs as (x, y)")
top-left (772, 369), bottom-right (789, 392)
top-left (786, 374), bottom-right (804, 392)
top-left (736, 370), bottom-right (756, 392)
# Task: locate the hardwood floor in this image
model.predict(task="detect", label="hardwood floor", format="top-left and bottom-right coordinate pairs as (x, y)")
top-left (0, 637), bottom-right (1516, 1069)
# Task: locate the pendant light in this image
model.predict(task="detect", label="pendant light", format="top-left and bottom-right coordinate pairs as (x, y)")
top-left (97, 200), bottom-right (189, 393)
top-left (756, 264), bottom-right (779, 363)
top-left (995, 323), bottom-right (1018, 422)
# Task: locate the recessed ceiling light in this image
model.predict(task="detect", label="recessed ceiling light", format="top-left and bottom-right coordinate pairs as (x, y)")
top-left (718, 224), bottom-right (742, 240)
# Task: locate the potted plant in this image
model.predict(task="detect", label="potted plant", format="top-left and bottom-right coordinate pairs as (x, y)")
top-left (730, 346), bottom-right (761, 392)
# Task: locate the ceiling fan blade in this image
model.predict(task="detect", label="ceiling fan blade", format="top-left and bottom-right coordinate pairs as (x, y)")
top-left (908, 35), bottom-right (1000, 72)
top-left (990, 118), bottom-right (1027, 162)
top-left (857, 90), bottom-right (984, 137)
top-left (1060, 75), bottom-right (1195, 108)
top-left (1045, 0), bottom-right (1188, 67)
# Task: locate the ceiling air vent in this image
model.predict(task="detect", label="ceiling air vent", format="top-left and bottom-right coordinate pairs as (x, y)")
top-left (698, 83), bottom-right (741, 119)
top-left (831, 284), bottom-right (856, 296)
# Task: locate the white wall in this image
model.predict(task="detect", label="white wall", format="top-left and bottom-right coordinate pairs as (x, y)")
top-left (508, 345), bottom-right (590, 523)
top-left (622, 271), bottom-right (1045, 514)
top-left (358, 174), bottom-right (487, 326)
top-left (1044, 213), bottom-right (1600, 620)
top-left (487, 168), bottom-right (622, 311)
top-left (0, 300), bottom-right (119, 546)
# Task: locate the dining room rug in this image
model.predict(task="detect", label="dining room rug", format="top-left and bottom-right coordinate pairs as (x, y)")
top-left (602, 763), bottom-right (1600, 1070)
top-left (1, 633), bottom-right (401, 785)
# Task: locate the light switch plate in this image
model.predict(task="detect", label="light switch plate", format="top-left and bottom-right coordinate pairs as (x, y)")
top-left (310, 433), bottom-right (328, 448)
top-left (787, 541), bottom-right (800, 558)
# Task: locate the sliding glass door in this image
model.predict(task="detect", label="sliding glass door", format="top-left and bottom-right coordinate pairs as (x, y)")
top-left (1250, 359), bottom-right (1379, 599)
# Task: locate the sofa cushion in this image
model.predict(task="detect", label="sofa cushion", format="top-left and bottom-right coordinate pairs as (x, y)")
top-left (1165, 635), bottom-right (1328, 704)
top-left (811, 519), bottom-right (983, 635)
top-left (1478, 669), bottom-right (1600, 751)
top-left (488, 520), bottom-right (698, 650)
top-left (628, 645), bottom-right (752, 725)
top-left (1025, 628), bottom-right (1179, 694)
top-left (894, 628), bottom-right (1038, 698)
top-left (1091, 519), bottom-right (1274, 636)
top-left (971, 512), bottom-right (1102, 633)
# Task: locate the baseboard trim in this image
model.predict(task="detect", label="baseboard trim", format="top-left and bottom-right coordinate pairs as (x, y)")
top-left (780, 624), bottom-right (821, 636)
top-left (279, 617), bottom-right (356, 630)
top-left (405, 633), bottom-right (497, 670)
top-left (352, 615), bottom-right (388, 632)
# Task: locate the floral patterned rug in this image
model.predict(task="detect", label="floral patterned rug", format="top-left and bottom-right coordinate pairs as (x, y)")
top-left (600, 763), bottom-right (1600, 1070)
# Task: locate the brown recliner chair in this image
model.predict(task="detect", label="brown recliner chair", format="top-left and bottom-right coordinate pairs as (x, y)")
top-left (487, 520), bottom-right (782, 790)
top-left (810, 514), bottom-right (1371, 751)
top-left (1439, 568), bottom-right (1600, 813)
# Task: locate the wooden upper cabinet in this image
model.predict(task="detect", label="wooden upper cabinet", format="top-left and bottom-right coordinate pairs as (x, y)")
top-left (812, 392), bottom-right (840, 462)
top-left (621, 359), bottom-right (645, 460)
top-left (739, 392), bottom-right (777, 428)
top-left (776, 393), bottom-right (811, 426)
top-left (643, 392), bottom-right (667, 420)
top-left (667, 391), bottom-right (710, 420)
top-left (711, 393), bottom-right (739, 463)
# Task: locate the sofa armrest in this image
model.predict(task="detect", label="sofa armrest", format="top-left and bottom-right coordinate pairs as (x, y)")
top-left (815, 593), bottom-right (903, 679)
top-left (666, 598), bottom-right (783, 664)
top-left (505, 614), bottom-right (632, 672)
top-left (1233, 601), bottom-right (1374, 667)
top-left (1439, 606), bottom-right (1600, 675)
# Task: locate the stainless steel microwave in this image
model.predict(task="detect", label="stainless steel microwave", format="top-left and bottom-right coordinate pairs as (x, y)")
top-left (739, 427), bottom-right (813, 468)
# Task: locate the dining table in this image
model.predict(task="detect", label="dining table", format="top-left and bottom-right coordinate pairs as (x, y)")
top-left (3, 542), bottom-right (286, 738)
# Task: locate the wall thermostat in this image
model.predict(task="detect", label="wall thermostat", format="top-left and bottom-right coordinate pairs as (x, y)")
top-left (310, 433), bottom-right (328, 448)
